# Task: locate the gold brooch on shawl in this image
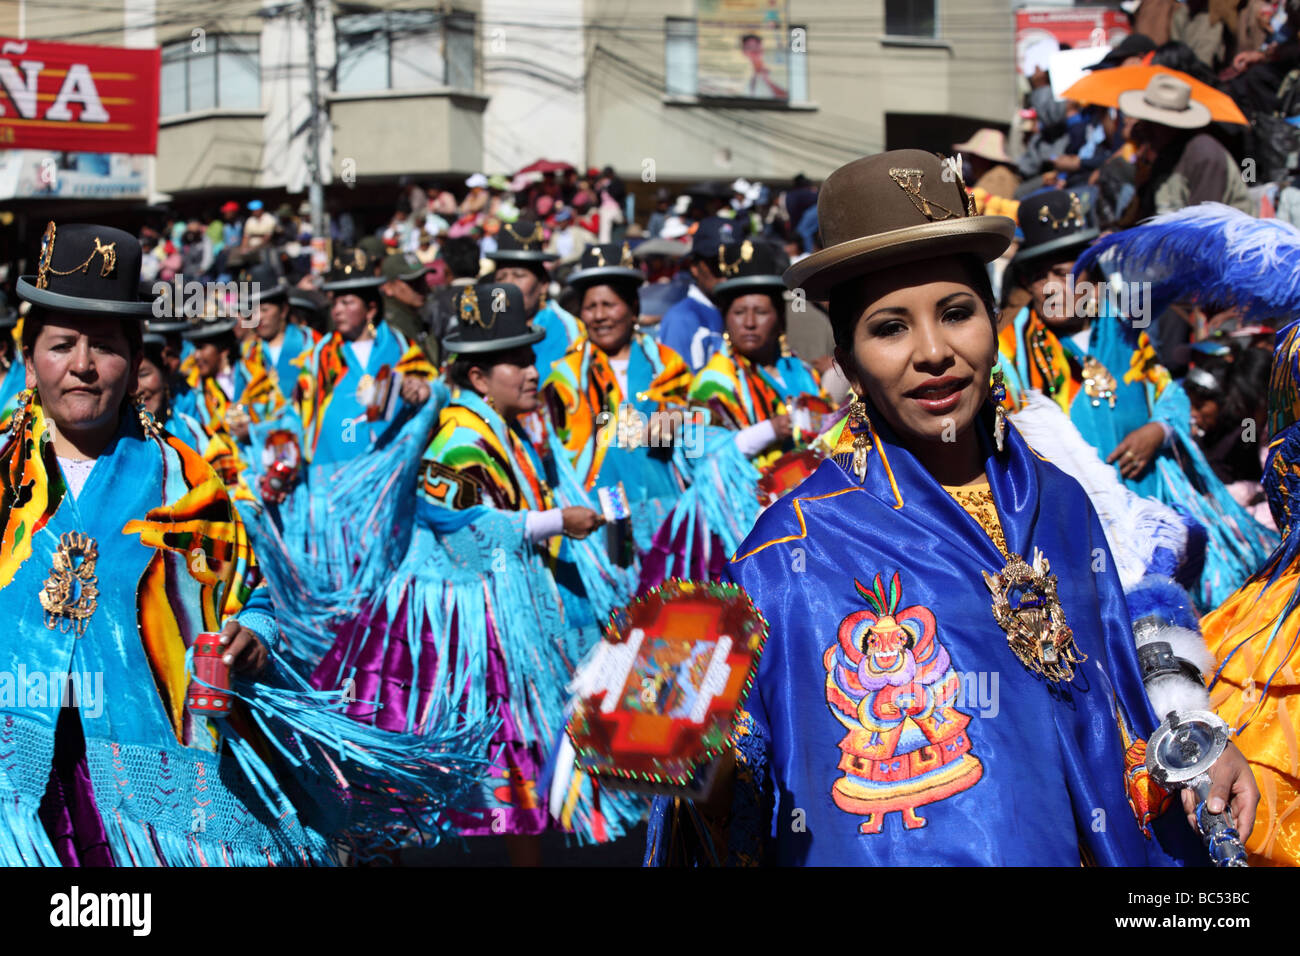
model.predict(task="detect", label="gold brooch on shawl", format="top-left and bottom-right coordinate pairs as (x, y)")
top-left (40, 532), bottom-right (100, 636)
top-left (982, 547), bottom-right (1085, 683)
top-left (1081, 356), bottom-right (1118, 408)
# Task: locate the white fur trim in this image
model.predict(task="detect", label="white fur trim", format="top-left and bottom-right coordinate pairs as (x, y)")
top-left (1146, 674), bottom-right (1211, 720)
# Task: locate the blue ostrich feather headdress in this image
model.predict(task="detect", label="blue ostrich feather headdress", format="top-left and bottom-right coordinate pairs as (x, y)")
top-left (1076, 203), bottom-right (1300, 332)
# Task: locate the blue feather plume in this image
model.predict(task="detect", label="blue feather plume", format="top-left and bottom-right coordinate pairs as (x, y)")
top-left (1077, 203), bottom-right (1300, 327)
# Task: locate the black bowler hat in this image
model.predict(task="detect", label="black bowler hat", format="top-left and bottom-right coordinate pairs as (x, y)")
top-left (181, 317), bottom-right (239, 341)
top-left (490, 219), bottom-right (557, 264)
top-left (1013, 190), bottom-right (1100, 266)
top-left (147, 318), bottom-right (191, 334)
top-left (288, 287), bottom-right (328, 317)
top-left (322, 248), bottom-right (386, 291)
top-left (713, 239), bottom-right (786, 298)
top-left (17, 221), bottom-right (154, 317)
top-left (442, 282), bottom-right (545, 356)
top-left (566, 242), bottom-right (642, 290)
top-left (241, 263), bottom-right (289, 304)
top-left (141, 331), bottom-right (168, 368)
top-left (691, 215), bottom-right (743, 260)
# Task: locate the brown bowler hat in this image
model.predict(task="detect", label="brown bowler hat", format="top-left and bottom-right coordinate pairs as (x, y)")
top-left (785, 150), bottom-right (1015, 298)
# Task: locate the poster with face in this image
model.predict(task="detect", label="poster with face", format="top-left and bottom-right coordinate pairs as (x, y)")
top-left (696, 0), bottom-right (789, 100)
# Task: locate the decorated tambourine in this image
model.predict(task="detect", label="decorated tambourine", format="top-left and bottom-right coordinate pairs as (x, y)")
top-left (564, 579), bottom-right (768, 796)
top-left (790, 393), bottom-right (834, 443)
top-left (757, 444), bottom-right (827, 507)
top-left (258, 429), bottom-right (302, 504)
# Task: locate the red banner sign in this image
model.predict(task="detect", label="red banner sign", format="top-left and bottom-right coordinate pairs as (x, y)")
top-left (0, 37), bottom-right (160, 154)
top-left (1015, 6), bottom-right (1130, 74)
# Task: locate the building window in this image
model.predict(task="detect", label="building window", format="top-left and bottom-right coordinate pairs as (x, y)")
top-left (665, 18), bottom-right (698, 96)
top-left (885, 0), bottom-right (938, 38)
top-left (160, 35), bottom-right (260, 117)
top-left (665, 17), bottom-right (808, 103)
top-left (335, 9), bottom-right (476, 93)
top-left (789, 23), bottom-right (808, 102)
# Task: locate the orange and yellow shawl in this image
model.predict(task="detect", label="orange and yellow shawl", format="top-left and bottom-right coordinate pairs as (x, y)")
top-left (543, 332), bottom-right (691, 491)
top-left (295, 332), bottom-right (436, 460)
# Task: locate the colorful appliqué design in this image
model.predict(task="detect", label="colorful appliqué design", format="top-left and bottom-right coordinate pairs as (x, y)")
top-left (823, 572), bottom-right (983, 834)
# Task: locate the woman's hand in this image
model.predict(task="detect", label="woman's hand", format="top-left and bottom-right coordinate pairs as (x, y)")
top-left (401, 376), bottom-right (431, 406)
top-left (1107, 422), bottom-right (1165, 479)
top-left (561, 506), bottom-right (605, 540)
top-left (771, 413), bottom-right (794, 442)
top-left (1181, 742), bottom-right (1258, 841)
top-left (219, 619), bottom-right (269, 676)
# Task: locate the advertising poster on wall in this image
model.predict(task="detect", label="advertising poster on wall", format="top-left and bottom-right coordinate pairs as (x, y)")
top-left (696, 0), bottom-right (789, 99)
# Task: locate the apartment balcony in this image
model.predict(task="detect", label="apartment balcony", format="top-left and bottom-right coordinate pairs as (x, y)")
top-left (328, 88), bottom-right (489, 179)
top-left (156, 109), bottom-right (267, 194)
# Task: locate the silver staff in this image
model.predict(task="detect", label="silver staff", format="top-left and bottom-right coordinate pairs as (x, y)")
top-left (1145, 710), bottom-right (1248, 867)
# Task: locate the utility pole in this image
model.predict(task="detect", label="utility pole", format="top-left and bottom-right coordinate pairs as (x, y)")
top-left (303, 0), bottom-right (325, 240)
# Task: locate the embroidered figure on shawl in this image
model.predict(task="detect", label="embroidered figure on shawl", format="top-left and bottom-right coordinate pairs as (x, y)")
top-left (823, 572), bottom-right (983, 834)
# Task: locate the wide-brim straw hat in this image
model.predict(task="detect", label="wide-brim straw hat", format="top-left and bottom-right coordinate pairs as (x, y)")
top-left (1118, 74), bottom-right (1212, 130)
top-left (951, 129), bottom-right (1014, 165)
top-left (784, 149), bottom-right (1014, 299)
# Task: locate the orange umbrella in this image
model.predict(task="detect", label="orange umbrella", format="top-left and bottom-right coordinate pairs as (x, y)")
top-left (1061, 65), bottom-right (1248, 126)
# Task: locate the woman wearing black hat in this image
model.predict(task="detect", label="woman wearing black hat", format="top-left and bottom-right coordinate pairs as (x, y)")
top-left (491, 218), bottom-right (581, 379)
top-left (181, 315), bottom-right (260, 470)
top-left (0, 221), bottom-right (423, 866)
top-left (144, 315), bottom-right (199, 420)
top-left (295, 248), bottom-right (435, 466)
top-left (647, 152), bottom-right (1255, 867)
top-left (998, 190), bottom-right (1274, 610)
top-left (688, 239), bottom-right (827, 467)
top-left (312, 281), bottom-right (639, 863)
top-left (543, 243), bottom-right (693, 552)
top-left (237, 264), bottom-right (320, 418)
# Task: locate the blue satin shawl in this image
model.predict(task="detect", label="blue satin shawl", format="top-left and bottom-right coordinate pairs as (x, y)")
top-left (719, 406), bottom-right (1203, 866)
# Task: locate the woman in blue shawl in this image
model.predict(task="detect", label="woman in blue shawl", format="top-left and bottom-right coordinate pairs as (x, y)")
top-left (0, 222), bottom-right (482, 866)
top-left (646, 152), bottom-right (1257, 867)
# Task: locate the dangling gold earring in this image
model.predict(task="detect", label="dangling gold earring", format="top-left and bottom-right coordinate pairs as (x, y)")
top-left (723, 330), bottom-right (733, 354)
top-left (848, 398), bottom-right (872, 482)
top-left (9, 387), bottom-right (32, 437)
top-left (779, 332), bottom-right (792, 359)
top-left (135, 398), bottom-right (162, 438)
top-left (485, 393), bottom-right (498, 413)
top-left (990, 363), bottom-right (1007, 453)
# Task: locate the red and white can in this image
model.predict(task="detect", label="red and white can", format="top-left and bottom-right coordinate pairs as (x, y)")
top-left (189, 632), bottom-right (233, 716)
